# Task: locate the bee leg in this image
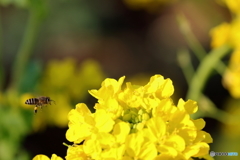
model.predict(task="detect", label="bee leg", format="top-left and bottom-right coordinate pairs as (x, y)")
top-left (34, 106), bottom-right (38, 114)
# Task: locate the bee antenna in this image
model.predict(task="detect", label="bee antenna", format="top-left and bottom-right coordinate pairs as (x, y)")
top-left (51, 99), bottom-right (56, 105)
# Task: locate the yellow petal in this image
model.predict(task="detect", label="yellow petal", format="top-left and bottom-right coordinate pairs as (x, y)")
top-left (50, 154), bottom-right (63, 160)
top-left (193, 118), bottom-right (206, 130)
top-left (125, 132), bottom-right (144, 157)
top-left (145, 116), bottom-right (166, 142)
top-left (183, 142), bottom-right (210, 158)
top-left (177, 99), bottom-right (198, 114)
top-left (145, 75), bottom-right (174, 99)
top-left (83, 136), bottom-right (102, 159)
top-left (94, 109), bottom-right (115, 133)
top-left (89, 76), bottom-right (125, 100)
top-left (32, 155), bottom-right (50, 160)
top-left (164, 135), bottom-right (185, 152)
top-left (65, 145), bottom-right (88, 160)
top-left (112, 121), bottom-right (130, 144)
top-left (210, 22), bottom-right (230, 48)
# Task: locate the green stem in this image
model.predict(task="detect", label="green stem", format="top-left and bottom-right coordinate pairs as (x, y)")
top-left (207, 108), bottom-right (238, 124)
top-left (196, 95), bottom-right (240, 124)
top-left (177, 15), bottom-right (206, 60)
top-left (0, 12), bottom-right (3, 91)
top-left (186, 45), bottom-right (231, 117)
top-left (10, 9), bottom-right (43, 90)
top-left (177, 49), bottom-right (195, 84)
top-left (177, 14), bottom-right (227, 74)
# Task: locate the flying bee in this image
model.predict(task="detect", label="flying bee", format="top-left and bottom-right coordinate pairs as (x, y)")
top-left (25, 96), bottom-right (55, 113)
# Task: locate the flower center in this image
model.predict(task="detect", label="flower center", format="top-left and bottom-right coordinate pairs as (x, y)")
top-left (121, 108), bottom-right (150, 133)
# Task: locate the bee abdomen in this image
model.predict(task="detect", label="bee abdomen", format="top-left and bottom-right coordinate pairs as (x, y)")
top-left (25, 98), bottom-right (39, 105)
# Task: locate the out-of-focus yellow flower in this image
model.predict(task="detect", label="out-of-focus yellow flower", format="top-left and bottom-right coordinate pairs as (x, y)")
top-left (210, 0), bottom-right (240, 49)
top-left (223, 49), bottom-right (240, 98)
top-left (210, 2), bottom-right (240, 99)
top-left (210, 22), bottom-right (230, 48)
top-left (221, 0), bottom-right (240, 15)
top-left (64, 74), bottom-right (212, 159)
top-left (210, 18), bottom-right (240, 49)
top-left (72, 59), bottom-right (106, 100)
top-left (221, 98), bottom-right (240, 137)
top-left (40, 58), bottom-right (105, 101)
top-left (229, 18), bottom-right (240, 48)
top-left (33, 154), bottom-right (63, 160)
top-left (43, 58), bottom-right (77, 90)
top-left (32, 58), bottom-right (105, 130)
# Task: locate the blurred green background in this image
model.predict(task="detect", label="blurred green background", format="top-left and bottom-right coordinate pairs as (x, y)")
top-left (0, 0), bottom-right (238, 160)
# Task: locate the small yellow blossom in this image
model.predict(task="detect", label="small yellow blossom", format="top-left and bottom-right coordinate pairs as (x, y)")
top-left (222, 0), bottom-right (240, 15)
top-left (210, 22), bottom-right (231, 48)
top-left (66, 103), bottom-right (115, 144)
top-left (210, 0), bottom-right (240, 49)
top-left (33, 154), bottom-right (63, 160)
top-left (223, 49), bottom-right (240, 98)
top-left (66, 145), bottom-right (89, 160)
top-left (124, 131), bottom-right (157, 159)
top-left (40, 58), bottom-right (105, 101)
top-left (210, 1), bottom-right (240, 99)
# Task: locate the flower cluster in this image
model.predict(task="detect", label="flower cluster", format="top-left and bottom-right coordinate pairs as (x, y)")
top-left (63, 75), bottom-right (212, 160)
top-left (210, 0), bottom-right (240, 98)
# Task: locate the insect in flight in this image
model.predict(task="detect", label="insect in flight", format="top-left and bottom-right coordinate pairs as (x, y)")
top-left (25, 96), bottom-right (55, 113)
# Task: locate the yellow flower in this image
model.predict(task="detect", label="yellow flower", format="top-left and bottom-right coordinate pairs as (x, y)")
top-left (222, 0), bottom-right (240, 15)
top-left (64, 74), bottom-right (212, 159)
top-left (223, 48), bottom-right (240, 98)
top-left (33, 154), bottom-right (63, 160)
top-left (210, 2), bottom-right (240, 49)
top-left (124, 131), bottom-right (157, 159)
top-left (40, 58), bottom-right (105, 101)
top-left (66, 103), bottom-right (115, 144)
top-left (89, 76), bottom-right (125, 119)
top-left (210, 22), bottom-right (230, 48)
top-left (210, 1), bottom-right (240, 98)
top-left (73, 59), bottom-right (106, 100)
top-left (66, 145), bottom-right (89, 160)
top-left (31, 58), bottom-right (105, 130)
top-left (229, 18), bottom-right (240, 48)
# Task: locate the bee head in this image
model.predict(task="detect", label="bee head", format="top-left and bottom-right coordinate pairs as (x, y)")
top-left (47, 97), bottom-right (56, 105)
